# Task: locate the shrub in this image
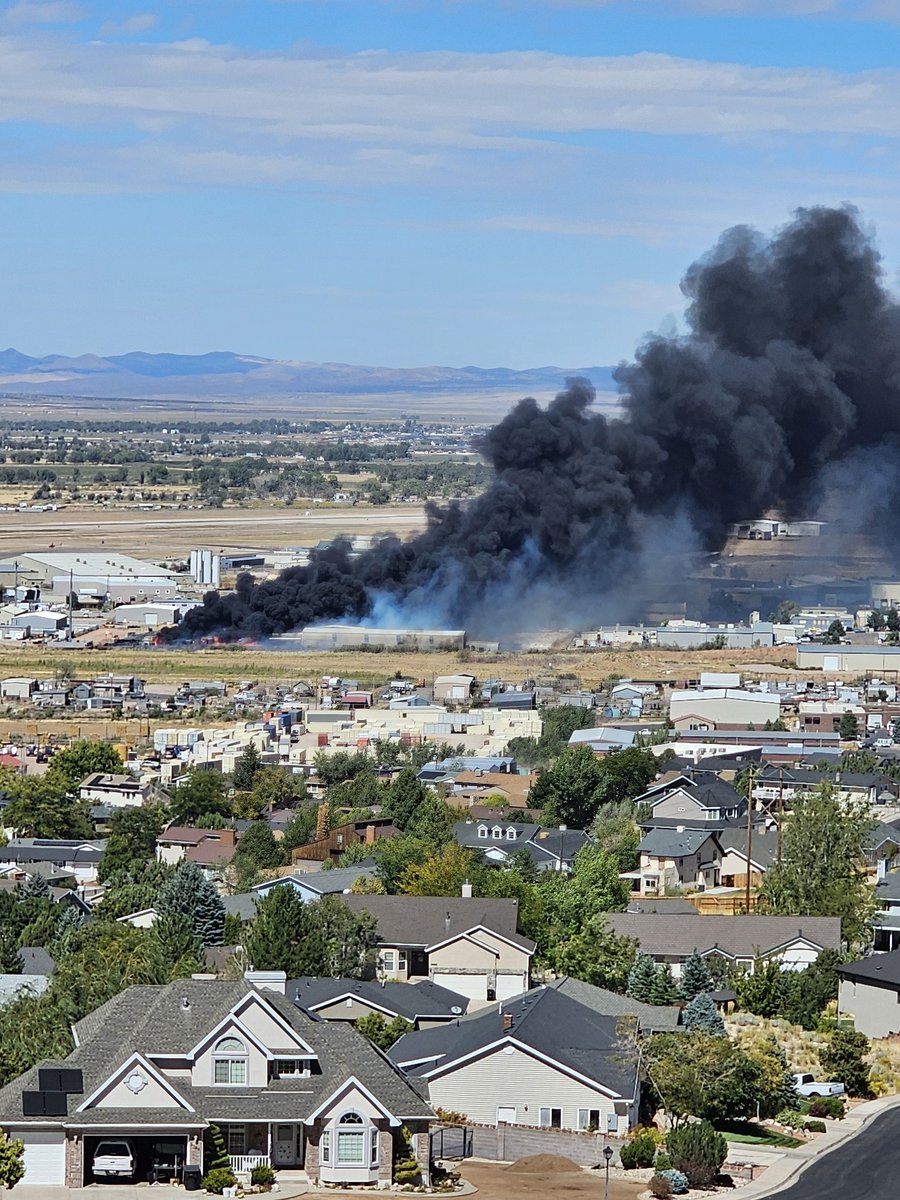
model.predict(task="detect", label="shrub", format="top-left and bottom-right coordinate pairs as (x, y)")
top-left (804, 1119), bottom-right (826, 1133)
top-left (821, 1027), bottom-right (872, 1098)
top-left (667, 1121), bottom-right (727, 1188)
top-left (808, 1096), bottom-right (844, 1119)
top-left (201, 1166), bottom-right (238, 1194)
top-left (250, 1163), bottom-right (277, 1187)
top-left (659, 1168), bottom-right (689, 1194)
top-left (655, 1152), bottom-right (673, 1172)
top-left (620, 1131), bottom-right (658, 1169)
top-left (434, 1107), bottom-right (468, 1126)
top-left (649, 1174), bottom-right (673, 1198)
top-left (775, 1108), bottom-right (806, 1129)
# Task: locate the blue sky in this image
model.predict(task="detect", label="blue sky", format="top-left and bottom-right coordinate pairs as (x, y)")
top-left (3, 0), bottom-right (900, 367)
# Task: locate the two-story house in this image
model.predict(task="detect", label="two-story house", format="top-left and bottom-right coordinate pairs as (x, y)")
top-left (0, 975), bottom-right (432, 1189)
top-left (79, 773), bottom-right (149, 810)
top-left (343, 895), bottom-right (534, 1003)
top-left (453, 819), bottom-right (589, 872)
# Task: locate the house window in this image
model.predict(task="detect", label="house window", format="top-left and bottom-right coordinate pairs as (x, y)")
top-left (336, 1112), bottom-right (366, 1166)
top-left (539, 1108), bottom-right (562, 1129)
top-left (491, 826), bottom-right (503, 839)
top-left (505, 828), bottom-right (516, 841)
top-left (321, 1131), bottom-right (331, 1163)
top-left (381, 950), bottom-right (397, 971)
top-left (213, 1035), bottom-right (248, 1085)
top-left (577, 1109), bottom-right (602, 1132)
top-left (274, 1059), bottom-right (308, 1077)
top-left (225, 1125), bottom-right (245, 1156)
top-left (477, 826), bottom-right (488, 839)
top-left (370, 1127), bottom-right (379, 1165)
top-left (397, 950), bottom-right (408, 971)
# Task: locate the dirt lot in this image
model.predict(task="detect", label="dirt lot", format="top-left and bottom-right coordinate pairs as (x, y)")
top-left (452, 1160), bottom-right (646, 1200)
top-left (0, 504), bottom-right (429, 558)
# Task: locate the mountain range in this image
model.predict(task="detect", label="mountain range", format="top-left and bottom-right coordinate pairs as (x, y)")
top-left (0, 348), bottom-right (617, 400)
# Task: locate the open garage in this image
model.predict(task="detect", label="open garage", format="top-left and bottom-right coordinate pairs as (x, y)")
top-left (82, 1134), bottom-right (189, 1185)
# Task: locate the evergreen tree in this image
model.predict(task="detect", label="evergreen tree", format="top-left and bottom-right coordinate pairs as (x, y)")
top-left (232, 743), bottom-right (263, 792)
top-left (382, 769), bottom-right (428, 830)
top-left (680, 951), bottom-right (714, 1003)
top-left (18, 872), bottom-right (50, 901)
top-left (627, 953), bottom-right (657, 1002)
top-left (234, 821), bottom-right (285, 871)
top-left (244, 885), bottom-right (305, 973)
top-left (315, 802), bottom-right (331, 842)
top-left (155, 910), bottom-right (203, 973)
top-left (683, 993), bottom-right (725, 1035)
top-left (157, 861), bottom-right (225, 947)
top-left (49, 904), bottom-right (86, 960)
top-left (649, 961), bottom-right (679, 1006)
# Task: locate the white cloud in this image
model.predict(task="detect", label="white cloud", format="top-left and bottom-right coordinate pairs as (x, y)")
top-left (1, 1), bottom-right (85, 23)
top-left (99, 12), bottom-right (157, 36)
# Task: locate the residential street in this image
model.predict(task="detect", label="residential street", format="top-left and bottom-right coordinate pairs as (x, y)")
top-left (770, 1106), bottom-right (900, 1200)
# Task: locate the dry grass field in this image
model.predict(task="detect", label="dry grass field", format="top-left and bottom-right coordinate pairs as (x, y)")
top-left (0, 503), bottom-right (429, 558)
top-left (0, 641), bottom-right (803, 689)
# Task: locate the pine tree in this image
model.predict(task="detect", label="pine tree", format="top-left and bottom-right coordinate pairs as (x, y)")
top-left (18, 872), bottom-right (50, 901)
top-left (680, 951), bottom-right (714, 1003)
top-left (244, 885), bottom-right (304, 974)
top-left (155, 910), bottom-right (203, 973)
top-left (232, 743), bottom-right (263, 792)
top-left (157, 861), bottom-right (225, 947)
top-left (683, 993), bottom-right (725, 1035)
top-left (649, 962), bottom-right (679, 1006)
top-left (627, 953), bottom-right (657, 1002)
top-left (203, 1124), bottom-right (230, 1171)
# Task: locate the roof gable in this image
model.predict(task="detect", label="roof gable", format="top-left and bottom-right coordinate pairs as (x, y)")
top-left (76, 1052), bottom-right (194, 1113)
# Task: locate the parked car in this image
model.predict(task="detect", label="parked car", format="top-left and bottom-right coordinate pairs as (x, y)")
top-left (792, 1072), bottom-right (846, 1098)
top-left (92, 1140), bottom-right (137, 1179)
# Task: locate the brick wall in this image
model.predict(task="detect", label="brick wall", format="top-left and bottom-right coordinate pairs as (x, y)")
top-left (378, 1127), bottom-right (393, 1183)
top-left (65, 1132), bottom-right (83, 1188)
top-left (306, 1127), bottom-right (320, 1183)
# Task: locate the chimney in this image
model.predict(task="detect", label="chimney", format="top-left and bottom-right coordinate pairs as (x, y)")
top-left (444, 911), bottom-right (451, 932)
top-left (461, 879), bottom-right (473, 899)
top-left (502, 1012), bottom-right (513, 1031)
top-left (244, 970), bottom-right (287, 995)
top-left (365, 824), bottom-right (376, 845)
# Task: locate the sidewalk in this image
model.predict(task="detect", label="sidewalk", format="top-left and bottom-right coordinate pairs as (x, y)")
top-left (734, 1096), bottom-right (900, 1199)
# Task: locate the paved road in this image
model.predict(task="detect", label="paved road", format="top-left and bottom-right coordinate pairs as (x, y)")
top-left (773, 1106), bottom-right (900, 1200)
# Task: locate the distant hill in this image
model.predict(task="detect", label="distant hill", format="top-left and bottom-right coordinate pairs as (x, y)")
top-left (0, 348), bottom-right (618, 400)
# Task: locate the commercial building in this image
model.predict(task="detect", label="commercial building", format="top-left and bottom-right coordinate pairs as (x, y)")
top-left (0, 552), bottom-right (178, 604)
top-left (796, 645), bottom-right (900, 673)
top-left (271, 625), bottom-right (466, 651)
top-left (669, 688), bottom-right (782, 731)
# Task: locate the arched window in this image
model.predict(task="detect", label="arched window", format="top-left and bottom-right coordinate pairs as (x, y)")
top-left (213, 1035), bottom-right (248, 1085)
top-left (333, 1111), bottom-right (375, 1167)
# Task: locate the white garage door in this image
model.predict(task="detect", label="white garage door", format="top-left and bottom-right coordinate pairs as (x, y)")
top-left (18, 1130), bottom-right (66, 1186)
top-left (432, 972), bottom-right (486, 1001)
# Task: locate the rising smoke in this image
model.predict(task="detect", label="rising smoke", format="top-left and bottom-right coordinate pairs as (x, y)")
top-left (174, 205), bottom-right (900, 641)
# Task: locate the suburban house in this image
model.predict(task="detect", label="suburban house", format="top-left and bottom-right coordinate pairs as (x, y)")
top-left (343, 895), bottom-right (535, 1003)
top-left (637, 775), bottom-right (746, 825)
top-left (291, 978), bottom-right (470, 1028)
top-left (0, 975), bottom-right (433, 1188)
top-left (626, 827), bottom-right (723, 896)
top-left (290, 818), bottom-right (400, 867)
top-left (604, 912), bottom-right (842, 977)
top-left (453, 819), bottom-right (590, 872)
top-left (252, 862), bottom-right (378, 902)
top-left (0, 948), bottom-right (55, 1009)
top-left (78, 773), bottom-right (150, 809)
top-left (838, 949), bottom-right (900, 1038)
top-left (872, 870), bottom-right (900, 952)
top-left (388, 986), bottom-right (639, 1134)
top-left (156, 827), bottom-right (238, 869)
top-left (445, 771), bottom-right (534, 810)
top-left (0, 838), bottom-right (106, 885)
top-left (752, 765), bottom-right (899, 807)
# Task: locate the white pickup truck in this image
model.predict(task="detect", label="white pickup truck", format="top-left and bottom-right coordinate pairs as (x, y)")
top-left (92, 1140), bottom-right (137, 1179)
top-left (792, 1072), bottom-right (846, 1098)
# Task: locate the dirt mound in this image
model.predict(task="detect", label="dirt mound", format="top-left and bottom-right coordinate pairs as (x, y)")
top-left (504, 1155), bottom-right (583, 1174)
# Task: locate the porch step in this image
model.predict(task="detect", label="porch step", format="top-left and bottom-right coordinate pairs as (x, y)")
top-left (276, 1168), bottom-right (310, 1183)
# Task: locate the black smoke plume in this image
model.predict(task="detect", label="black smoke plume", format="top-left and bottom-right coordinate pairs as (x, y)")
top-left (173, 206), bottom-right (900, 641)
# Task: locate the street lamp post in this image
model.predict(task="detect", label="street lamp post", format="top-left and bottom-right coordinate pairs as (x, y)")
top-left (603, 1144), bottom-right (613, 1200)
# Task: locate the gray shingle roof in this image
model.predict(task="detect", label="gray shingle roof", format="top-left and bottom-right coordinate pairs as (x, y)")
top-left (604, 913), bottom-right (842, 958)
top-left (0, 979), bottom-right (431, 1127)
top-left (546, 977), bottom-right (681, 1032)
top-left (255, 862), bottom-right (377, 896)
top-left (290, 977), bottom-right (469, 1022)
top-left (717, 827), bottom-right (780, 869)
top-left (389, 986), bottom-right (638, 1098)
top-left (639, 828), bottom-right (718, 858)
top-left (342, 895), bottom-right (534, 951)
top-left (838, 949), bottom-right (900, 989)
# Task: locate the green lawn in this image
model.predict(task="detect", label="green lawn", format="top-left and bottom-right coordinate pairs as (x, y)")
top-left (717, 1123), bottom-right (804, 1148)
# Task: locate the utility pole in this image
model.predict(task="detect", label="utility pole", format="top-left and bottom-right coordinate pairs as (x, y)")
top-left (745, 765), bottom-right (754, 914)
top-left (67, 567), bottom-right (74, 642)
top-left (776, 766), bottom-right (784, 863)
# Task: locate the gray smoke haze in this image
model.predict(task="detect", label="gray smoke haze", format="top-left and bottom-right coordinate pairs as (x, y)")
top-left (174, 205), bottom-right (900, 642)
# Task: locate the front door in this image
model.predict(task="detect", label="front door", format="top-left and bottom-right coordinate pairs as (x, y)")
top-left (274, 1125), bottom-right (297, 1166)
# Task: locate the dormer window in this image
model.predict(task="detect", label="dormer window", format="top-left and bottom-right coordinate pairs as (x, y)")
top-left (505, 827), bottom-right (516, 841)
top-left (213, 1035), bottom-right (248, 1085)
top-left (491, 826), bottom-right (503, 840)
top-left (477, 826), bottom-right (488, 839)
